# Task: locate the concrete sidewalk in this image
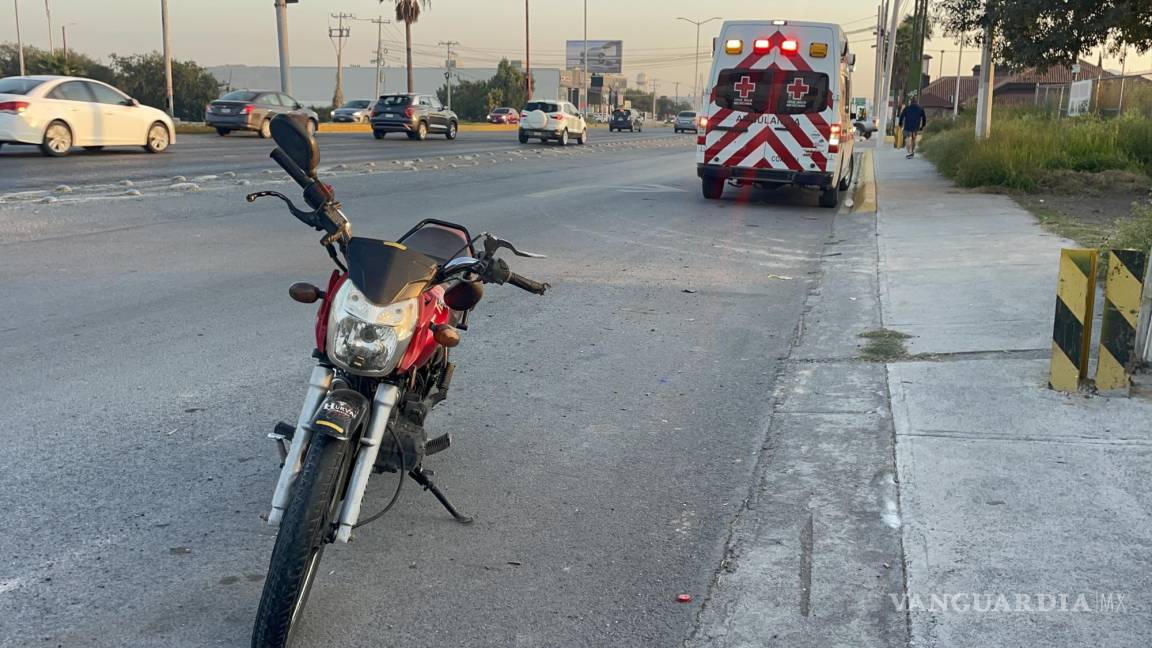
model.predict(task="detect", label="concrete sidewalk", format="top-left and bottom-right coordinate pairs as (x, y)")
top-left (690, 144), bottom-right (1151, 648)
top-left (877, 146), bottom-right (1152, 647)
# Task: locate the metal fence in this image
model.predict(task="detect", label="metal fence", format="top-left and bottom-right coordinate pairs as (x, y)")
top-left (1034, 73), bottom-right (1152, 118)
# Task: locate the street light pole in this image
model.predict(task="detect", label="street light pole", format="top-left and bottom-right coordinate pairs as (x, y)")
top-left (161, 0), bottom-right (174, 117)
top-left (14, 0), bottom-right (26, 75)
top-left (274, 0), bottom-right (292, 94)
top-left (677, 16), bottom-right (722, 113)
top-left (525, 0), bottom-right (532, 99)
top-left (44, 0), bottom-right (53, 52)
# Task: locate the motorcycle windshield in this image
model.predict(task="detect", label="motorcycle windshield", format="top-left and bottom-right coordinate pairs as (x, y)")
top-left (345, 237), bottom-right (439, 305)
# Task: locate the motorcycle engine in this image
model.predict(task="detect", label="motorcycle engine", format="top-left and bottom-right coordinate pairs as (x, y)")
top-left (373, 401), bottom-right (427, 473)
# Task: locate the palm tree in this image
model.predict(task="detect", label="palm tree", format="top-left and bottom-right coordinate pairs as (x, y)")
top-left (386, 0), bottom-right (431, 93)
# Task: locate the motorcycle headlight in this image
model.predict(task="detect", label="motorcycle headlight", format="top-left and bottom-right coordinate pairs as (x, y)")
top-left (326, 283), bottom-right (420, 376)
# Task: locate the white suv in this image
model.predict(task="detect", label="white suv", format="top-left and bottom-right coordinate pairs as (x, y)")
top-left (518, 100), bottom-right (587, 146)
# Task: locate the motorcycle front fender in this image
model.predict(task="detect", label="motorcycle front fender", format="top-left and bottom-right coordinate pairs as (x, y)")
top-left (311, 389), bottom-right (371, 441)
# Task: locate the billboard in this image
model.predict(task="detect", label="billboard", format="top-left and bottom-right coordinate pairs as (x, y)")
top-left (1067, 79), bottom-right (1093, 117)
top-left (566, 40), bottom-right (623, 73)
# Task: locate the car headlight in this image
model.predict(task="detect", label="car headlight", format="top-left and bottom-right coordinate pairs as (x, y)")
top-left (327, 283), bottom-right (420, 376)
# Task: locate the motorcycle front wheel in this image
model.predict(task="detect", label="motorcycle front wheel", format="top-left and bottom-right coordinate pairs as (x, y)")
top-left (252, 433), bottom-right (349, 648)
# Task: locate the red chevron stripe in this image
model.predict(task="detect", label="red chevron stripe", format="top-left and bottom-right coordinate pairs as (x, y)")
top-left (722, 124), bottom-right (773, 167)
top-left (777, 115), bottom-right (827, 171)
top-left (762, 127), bottom-right (802, 171)
top-left (703, 111), bottom-right (761, 161)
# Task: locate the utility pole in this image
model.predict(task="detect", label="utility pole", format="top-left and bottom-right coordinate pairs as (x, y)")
top-left (877, 0), bottom-right (904, 138)
top-left (525, 0), bottom-right (532, 99)
top-left (674, 81), bottom-right (680, 106)
top-left (274, 0), bottom-right (292, 94)
top-left (872, 0), bottom-right (887, 122)
top-left (354, 16), bottom-right (391, 99)
top-left (161, 0), bottom-right (174, 117)
top-left (329, 12), bottom-right (353, 108)
top-left (953, 36), bottom-right (963, 119)
top-left (677, 16), bottom-right (722, 113)
top-left (439, 40), bottom-right (459, 111)
top-left (44, 0), bottom-right (53, 52)
top-left (974, 19), bottom-right (994, 139)
top-left (650, 77), bottom-right (658, 117)
top-left (14, 0), bottom-right (26, 75)
top-left (938, 49), bottom-right (945, 80)
top-left (582, 0), bottom-right (588, 113)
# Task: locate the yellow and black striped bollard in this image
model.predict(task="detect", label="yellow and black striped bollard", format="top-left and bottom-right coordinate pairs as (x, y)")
top-left (1049, 249), bottom-right (1098, 392)
top-left (1096, 249), bottom-right (1148, 394)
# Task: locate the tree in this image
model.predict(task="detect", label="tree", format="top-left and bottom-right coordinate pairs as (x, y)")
top-left (110, 52), bottom-right (221, 121)
top-left (0, 43), bottom-right (115, 82)
top-left (938, 0), bottom-right (1152, 68)
top-left (891, 15), bottom-right (933, 102)
top-left (433, 60), bottom-right (535, 120)
top-left (387, 0), bottom-right (431, 93)
top-left (488, 59), bottom-right (528, 112)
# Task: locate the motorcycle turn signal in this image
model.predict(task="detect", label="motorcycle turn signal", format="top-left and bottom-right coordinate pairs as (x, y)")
top-left (288, 282), bottom-right (325, 303)
top-left (431, 324), bottom-right (461, 347)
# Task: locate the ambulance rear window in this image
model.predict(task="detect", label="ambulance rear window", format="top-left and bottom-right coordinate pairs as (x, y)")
top-left (714, 69), bottom-right (775, 113)
top-left (774, 71), bottom-right (830, 115)
top-left (713, 68), bottom-right (829, 115)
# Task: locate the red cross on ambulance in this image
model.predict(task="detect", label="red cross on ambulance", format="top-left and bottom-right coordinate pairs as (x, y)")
top-left (734, 75), bottom-right (756, 100)
top-left (786, 77), bottom-right (810, 102)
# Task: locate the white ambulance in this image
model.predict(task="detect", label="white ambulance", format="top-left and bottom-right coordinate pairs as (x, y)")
top-left (696, 20), bottom-right (855, 207)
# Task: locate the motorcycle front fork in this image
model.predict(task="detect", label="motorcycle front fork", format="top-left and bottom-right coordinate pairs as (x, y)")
top-left (266, 366), bottom-right (470, 542)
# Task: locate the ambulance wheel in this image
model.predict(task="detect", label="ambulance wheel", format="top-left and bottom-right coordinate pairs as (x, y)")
top-left (819, 187), bottom-right (841, 208)
top-left (702, 177), bottom-right (725, 200)
top-left (838, 156), bottom-right (854, 191)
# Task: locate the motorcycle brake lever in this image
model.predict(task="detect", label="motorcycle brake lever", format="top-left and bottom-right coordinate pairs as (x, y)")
top-left (245, 191), bottom-right (324, 230)
top-left (480, 233), bottom-right (547, 259)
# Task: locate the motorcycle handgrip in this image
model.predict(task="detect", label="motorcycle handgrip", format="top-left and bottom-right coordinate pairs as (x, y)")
top-left (507, 272), bottom-right (549, 295)
top-left (270, 148), bottom-right (312, 190)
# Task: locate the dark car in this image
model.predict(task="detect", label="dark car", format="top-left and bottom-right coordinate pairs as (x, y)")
top-left (486, 107), bottom-right (520, 124)
top-left (609, 108), bottom-right (643, 133)
top-left (369, 94), bottom-right (458, 141)
top-left (205, 90), bottom-right (318, 138)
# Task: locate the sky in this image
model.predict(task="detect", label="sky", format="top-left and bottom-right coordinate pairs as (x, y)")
top-left (3, 0), bottom-right (1149, 102)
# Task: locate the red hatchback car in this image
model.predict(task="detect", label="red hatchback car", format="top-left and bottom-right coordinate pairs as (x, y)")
top-left (486, 107), bottom-right (520, 124)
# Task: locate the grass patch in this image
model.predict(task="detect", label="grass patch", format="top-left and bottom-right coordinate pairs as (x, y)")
top-left (923, 114), bottom-right (1152, 191)
top-left (858, 328), bottom-right (913, 362)
top-left (174, 123), bottom-right (218, 135)
top-left (1113, 202), bottom-right (1152, 254)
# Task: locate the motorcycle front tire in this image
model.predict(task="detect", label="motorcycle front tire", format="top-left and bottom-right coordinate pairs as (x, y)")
top-left (252, 433), bottom-right (349, 648)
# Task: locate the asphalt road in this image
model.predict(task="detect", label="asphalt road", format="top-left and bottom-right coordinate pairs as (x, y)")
top-left (0, 129), bottom-right (678, 193)
top-left (0, 133), bottom-right (837, 647)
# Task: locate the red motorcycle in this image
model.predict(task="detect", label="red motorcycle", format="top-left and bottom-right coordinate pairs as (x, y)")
top-left (246, 115), bottom-right (548, 648)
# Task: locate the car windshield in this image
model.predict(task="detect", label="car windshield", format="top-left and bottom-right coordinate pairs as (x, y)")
top-left (377, 95), bottom-right (412, 107)
top-left (220, 90), bottom-right (259, 101)
top-left (493, 108), bottom-right (510, 114)
top-left (341, 100), bottom-right (370, 109)
top-left (524, 101), bottom-right (558, 112)
top-left (613, 110), bottom-right (630, 118)
top-left (678, 111), bottom-right (696, 118)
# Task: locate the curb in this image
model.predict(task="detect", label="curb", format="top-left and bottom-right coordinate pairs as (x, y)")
top-left (851, 149), bottom-right (877, 214)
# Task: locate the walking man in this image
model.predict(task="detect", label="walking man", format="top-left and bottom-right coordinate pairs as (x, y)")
top-left (898, 96), bottom-right (927, 158)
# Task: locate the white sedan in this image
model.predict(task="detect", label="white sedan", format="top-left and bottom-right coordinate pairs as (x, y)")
top-left (0, 75), bottom-right (175, 157)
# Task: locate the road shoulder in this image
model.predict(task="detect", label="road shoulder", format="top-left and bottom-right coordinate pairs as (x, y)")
top-left (688, 204), bottom-right (909, 647)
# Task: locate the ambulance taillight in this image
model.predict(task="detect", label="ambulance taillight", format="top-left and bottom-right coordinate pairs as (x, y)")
top-left (724, 39), bottom-right (743, 54)
top-left (780, 39), bottom-right (799, 54)
top-left (753, 39), bottom-right (771, 54)
top-left (829, 124), bottom-right (842, 153)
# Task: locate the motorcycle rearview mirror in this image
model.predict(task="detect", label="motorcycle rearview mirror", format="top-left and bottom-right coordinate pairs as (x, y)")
top-left (270, 114), bottom-right (319, 176)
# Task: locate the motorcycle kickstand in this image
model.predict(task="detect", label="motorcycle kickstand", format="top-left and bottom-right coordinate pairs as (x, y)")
top-left (408, 467), bottom-right (474, 525)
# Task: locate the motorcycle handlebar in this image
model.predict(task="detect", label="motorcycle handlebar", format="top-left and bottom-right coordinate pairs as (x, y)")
top-left (507, 272), bottom-right (549, 295)
top-left (270, 148), bottom-right (312, 189)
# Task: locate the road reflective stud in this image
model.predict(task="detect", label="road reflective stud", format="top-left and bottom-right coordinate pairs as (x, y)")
top-left (1095, 249), bottom-right (1147, 394)
top-left (1049, 248), bottom-right (1098, 392)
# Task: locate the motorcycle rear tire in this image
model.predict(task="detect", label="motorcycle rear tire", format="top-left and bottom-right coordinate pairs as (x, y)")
top-left (252, 433), bottom-right (348, 648)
